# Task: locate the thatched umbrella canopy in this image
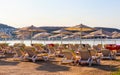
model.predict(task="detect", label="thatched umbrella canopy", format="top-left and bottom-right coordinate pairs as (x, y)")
top-left (112, 31), bottom-right (120, 38)
top-left (83, 29), bottom-right (112, 45)
top-left (65, 24), bottom-right (94, 45)
top-left (52, 28), bottom-right (72, 34)
top-left (62, 34), bottom-right (80, 40)
top-left (112, 31), bottom-right (119, 35)
top-left (73, 32), bottom-right (87, 36)
top-left (15, 30), bottom-right (30, 43)
top-left (65, 24), bottom-right (94, 32)
top-left (32, 32), bottom-right (50, 40)
top-left (0, 32), bottom-right (11, 43)
top-left (16, 25), bottom-right (46, 44)
top-left (52, 28), bottom-right (72, 44)
top-left (112, 33), bottom-right (120, 39)
top-left (89, 29), bottom-right (112, 37)
top-left (48, 34), bottom-right (66, 39)
top-left (83, 29), bottom-right (112, 38)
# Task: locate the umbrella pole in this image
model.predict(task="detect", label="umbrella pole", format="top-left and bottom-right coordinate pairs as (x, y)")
top-left (4, 38), bottom-right (7, 43)
top-left (43, 38), bottom-right (46, 45)
top-left (101, 36), bottom-right (103, 48)
top-left (114, 39), bottom-right (116, 44)
top-left (61, 33), bottom-right (63, 44)
top-left (79, 27), bottom-right (82, 48)
top-left (22, 37), bottom-right (24, 43)
top-left (93, 38), bottom-right (95, 45)
top-left (30, 31), bottom-right (33, 45)
top-left (21, 36), bottom-right (24, 43)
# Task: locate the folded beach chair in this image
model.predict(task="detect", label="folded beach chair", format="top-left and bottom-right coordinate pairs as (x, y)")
top-left (25, 46), bottom-right (48, 62)
top-left (79, 50), bottom-right (93, 66)
top-left (101, 49), bottom-right (116, 60)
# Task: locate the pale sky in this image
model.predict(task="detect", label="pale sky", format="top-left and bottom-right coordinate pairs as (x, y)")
top-left (0, 0), bottom-right (120, 28)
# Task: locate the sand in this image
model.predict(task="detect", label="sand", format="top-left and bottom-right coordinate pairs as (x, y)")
top-left (0, 54), bottom-right (120, 75)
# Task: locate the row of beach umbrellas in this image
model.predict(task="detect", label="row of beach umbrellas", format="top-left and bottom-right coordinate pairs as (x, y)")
top-left (1, 24), bottom-right (120, 46)
top-left (14, 24), bottom-right (94, 45)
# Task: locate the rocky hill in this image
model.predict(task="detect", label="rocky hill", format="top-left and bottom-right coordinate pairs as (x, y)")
top-left (0, 23), bottom-right (16, 29)
top-left (0, 23), bottom-right (16, 38)
top-left (40, 26), bottom-right (120, 33)
top-left (94, 27), bottom-right (120, 32)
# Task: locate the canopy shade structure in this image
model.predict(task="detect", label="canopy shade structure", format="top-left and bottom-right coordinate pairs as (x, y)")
top-left (52, 28), bottom-right (72, 44)
top-left (83, 29), bottom-right (112, 46)
top-left (16, 25), bottom-right (46, 44)
top-left (0, 32), bottom-right (11, 43)
top-left (48, 34), bottom-right (66, 39)
top-left (112, 31), bottom-right (120, 39)
top-left (32, 32), bottom-right (50, 39)
top-left (52, 28), bottom-right (72, 34)
top-left (18, 25), bottom-right (46, 32)
top-left (65, 24), bottom-right (94, 32)
top-left (65, 24), bottom-right (95, 45)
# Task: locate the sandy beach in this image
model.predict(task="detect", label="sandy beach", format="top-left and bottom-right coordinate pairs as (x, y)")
top-left (0, 53), bottom-right (119, 75)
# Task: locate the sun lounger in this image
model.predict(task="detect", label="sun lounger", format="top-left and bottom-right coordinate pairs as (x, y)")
top-left (61, 50), bottom-right (76, 65)
top-left (13, 47), bottom-right (25, 60)
top-left (116, 50), bottom-right (120, 55)
top-left (89, 49), bottom-right (101, 65)
top-left (25, 46), bottom-right (48, 62)
top-left (101, 49), bottom-right (116, 60)
top-left (31, 44), bottom-right (47, 53)
top-left (79, 50), bottom-right (93, 66)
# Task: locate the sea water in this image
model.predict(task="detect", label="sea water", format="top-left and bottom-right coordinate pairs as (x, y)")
top-left (0, 39), bottom-right (120, 46)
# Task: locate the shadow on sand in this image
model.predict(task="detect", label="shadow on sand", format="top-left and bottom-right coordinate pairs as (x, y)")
top-left (36, 61), bottom-right (70, 72)
top-left (0, 53), bottom-right (20, 66)
top-left (0, 60), bottom-right (20, 66)
top-left (91, 64), bottom-right (120, 72)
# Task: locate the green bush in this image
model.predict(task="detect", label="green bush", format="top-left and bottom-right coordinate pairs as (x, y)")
top-left (112, 70), bottom-right (120, 75)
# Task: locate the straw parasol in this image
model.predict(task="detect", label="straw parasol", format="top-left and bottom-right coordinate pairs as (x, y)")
top-left (32, 32), bottom-right (50, 44)
top-left (52, 28), bottom-right (72, 44)
top-left (49, 34), bottom-right (66, 39)
top-left (17, 25), bottom-right (46, 44)
top-left (65, 24), bottom-right (94, 45)
top-left (83, 29), bottom-right (112, 45)
top-left (112, 31), bottom-right (120, 39)
top-left (32, 32), bottom-right (50, 40)
top-left (0, 32), bottom-right (11, 43)
top-left (112, 31), bottom-right (120, 44)
top-left (14, 29), bottom-right (30, 43)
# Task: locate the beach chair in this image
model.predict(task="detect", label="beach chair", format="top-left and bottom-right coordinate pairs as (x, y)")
top-left (32, 44), bottom-right (47, 53)
top-left (116, 50), bottom-right (120, 55)
top-left (101, 49), bottom-right (116, 60)
top-left (47, 46), bottom-right (62, 57)
top-left (47, 47), bottom-right (56, 57)
top-left (116, 45), bottom-right (120, 55)
top-left (61, 50), bottom-right (76, 65)
top-left (25, 46), bottom-right (48, 62)
top-left (89, 49), bottom-right (101, 65)
top-left (13, 47), bottom-right (25, 60)
top-left (79, 50), bottom-right (93, 66)
top-left (0, 47), bottom-right (6, 57)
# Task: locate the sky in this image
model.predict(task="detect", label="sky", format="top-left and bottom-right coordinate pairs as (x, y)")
top-left (0, 0), bottom-right (120, 28)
